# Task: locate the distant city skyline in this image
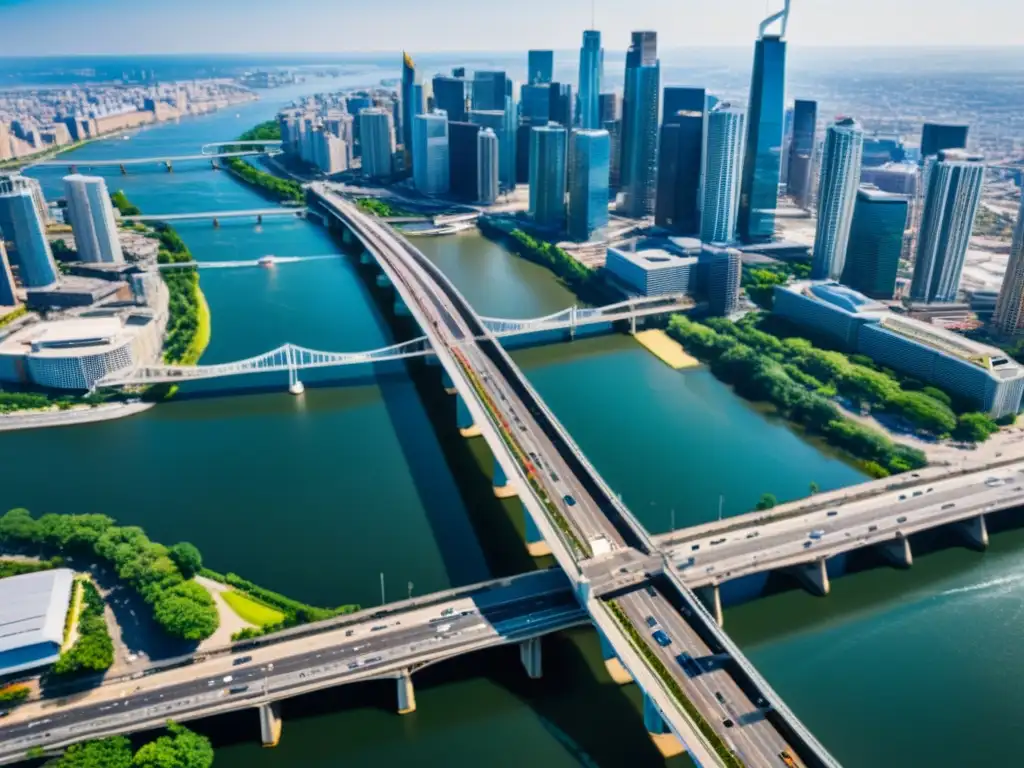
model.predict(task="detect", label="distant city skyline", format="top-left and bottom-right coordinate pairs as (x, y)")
top-left (1, 0), bottom-right (1022, 56)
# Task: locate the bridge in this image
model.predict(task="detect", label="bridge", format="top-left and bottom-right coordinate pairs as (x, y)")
top-left (153, 254), bottom-right (338, 271)
top-left (25, 149), bottom-right (281, 173)
top-left (656, 460), bottom-right (1024, 626)
top-left (120, 207), bottom-right (306, 224)
top-left (0, 570), bottom-right (586, 763)
top-left (201, 140), bottom-right (283, 155)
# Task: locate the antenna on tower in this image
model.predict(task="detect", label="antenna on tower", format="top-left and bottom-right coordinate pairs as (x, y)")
top-left (758, 0), bottom-right (791, 38)
top-left (590, 0), bottom-right (595, 29)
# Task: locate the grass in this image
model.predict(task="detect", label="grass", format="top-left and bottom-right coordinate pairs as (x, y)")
top-left (61, 579), bottom-right (86, 652)
top-left (222, 589), bottom-right (286, 627)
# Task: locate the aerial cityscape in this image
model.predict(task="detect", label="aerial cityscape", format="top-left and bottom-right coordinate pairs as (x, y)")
top-left (0, 1), bottom-right (1023, 767)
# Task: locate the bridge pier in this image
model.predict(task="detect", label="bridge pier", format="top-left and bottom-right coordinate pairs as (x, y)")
top-left (456, 395), bottom-right (481, 438)
top-left (441, 368), bottom-right (456, 394)
top-left (212, 217), bottom-right (220, 228)
top-left (394, 296), bottom-right (411, 316)
top-left (119, 163), bottom-right (127, 175)
top-left (493, 457), bottom-right (517, 499)
top-left (877, 536), bottom-right (913, 569)
top-left (69, 164), bottom-right (77, 174)
top-left (698, 584), bottom-right (725, 627)
top-left (376, 273), bottom-right (392, 288)
top-left (958, 514), bottom-right (989, 550)
top-left (599, 631), bottom-right (633, 685)
top-left (211, 160), bottom-right (219, 170)
top-left (165, 160), bottom-right (173, 172)
top-left (523, 506), bottom-right (552, 557)
top-left (257, 214), bottom-right (263, 225)
top-left (286, 348), bottom-right (304, 395)
top-left (789, 558), bottom-right (830, 596)
top-left (359, 250), bottom-right (374, 265)
top-left (396, 670), bottom-right (416, 715)
top-left (258, 702), bottom-right (282, 747)
top-left (519, 637), bottom-right (543, 679)
top-left (643, 692), bottom-right (685, 758)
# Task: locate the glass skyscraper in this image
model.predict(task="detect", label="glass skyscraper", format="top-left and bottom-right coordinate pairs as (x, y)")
top-left (548, 83), bottom-right (573, 128)
top-left (521, 84), bottom-right (551, 125)
top-left (0, 181), bottom-right (57, 288)
top-left (920, 123), bottom-right (969, 160)
top-left (412, 111), bottom-right (449, 196)
top-left (448, 122), bottom-right (481, 200)
top-left (787, 99), bottom-right (817, 208)
top-left (358, 108), bottom-right (395, 179)
top-left (811, 117), bottom-right (864, 280)
top-left (910, 149), bottom-right (985, 303)
top-left (620, 31), bottom-right (659, 218)
top-left (655, 87), bottom-right (706, 234)
top-left (701, 103), bottom-right (746, 244)
top-left (578, 31), bottom-right (604, 130)
top-left (993, 193), bottom-right (1024, 335)
top-left (432, 76), bottom-right (467, 123)
top-left (0, 241), bottom-right (16, 307)
top-left (471, 71), bottom-right (508, 111)
top-left (840, 186), bottom-right (909, 299)
top-left (738, 14), bottom-right (788, 243)
top-left (63, 174), bottom-right (124, 264)
top-left (400, 52), bottom-right (417, 165)
top-left (527, 50), bottom-right (554, 85)
top-left (568, 129), bottom-right (610, 242)
top-left (469, 107), bottom-right (515, 190)
top-left (529, 123), bottom-right (568, 231)
top-left (477, 128), bottom-right (500, 204)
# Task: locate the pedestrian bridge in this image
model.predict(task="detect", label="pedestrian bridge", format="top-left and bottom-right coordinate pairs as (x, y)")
top-left (121, 207), bottom-right (305, 223)
top-left (27, 149), bottom-right (281, 171)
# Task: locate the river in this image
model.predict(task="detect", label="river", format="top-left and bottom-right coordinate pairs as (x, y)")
top-left (6, 77), bottom-right (1022, 767)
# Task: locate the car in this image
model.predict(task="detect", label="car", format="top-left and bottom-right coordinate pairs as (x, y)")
top-left (436, 623), bottom-right (452, 633)
top-left (714, 691), bottom-right (725, 704)
top-left (780, 750), bottom-right (798, 768)
top-left (926, 487), bottom-right (934, 493)
top-left (690, 544), bottom-right (700, 551)
top-left (345, 629), bottom-right (354, 637)
top-left (229, 685), bottom-right (249, 694)
top-left (723, 718), bottom-right (734, 728)
top-left (652, 630), bottom-right (672, 647)
top-left (803, 541), bottom-right (812, 548)
top-left (746, 531), bottom-right (759, 539)
top-left (645, 616), bottom-right (658, 628)
top-left (897, 516), bottom-right (907, 523)
top-left (221, 675), bottom-right (233, 684)
top-left (549, 471), bottom-right (559, 482)
top-left (912, 491), bottom-right (923, 497)
top-left (348, 661), bottom-right (361, 670)
top-left (563, 494), bottom-right (577, 507)
top-left (710, 537), bottom-right (726, 545)
top-left (986, 477), bottom-right (1003, 487)
top-left (942, 503), bottom-right (955, 510)
top-left (809, 529), bottom-right (825, 540)
top-left (868, 525), bottom-right (878, 532)
top-left (441, 607), bottom-right (455, 617)
top-left (365, 656), bottom-right (383, 664)
top-left (645, 584), bottom-right (657, 597)
top-left (827, 510), bottom-right (838, 517)
top-left (370, 625), bottom-right (386, 632)
top-left (232, 656), bottom-right (252, 666)
top-left (898, 494), bottom-right (907, 501)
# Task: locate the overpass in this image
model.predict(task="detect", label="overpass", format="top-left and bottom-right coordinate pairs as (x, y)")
top-left (120, 207), bottom-right (306, 224)
top-left (309, 184), bottom-right (838, 768)
top-left (659, 461), bottom-right (1024, 625)
top-left (0, 570), bottom-right (585, 764)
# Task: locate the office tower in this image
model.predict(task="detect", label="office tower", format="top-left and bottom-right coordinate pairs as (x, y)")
top-left (738, 6), bottom-right (789, 242)
top-left (787, 99), bottom-right (817, 208)
top-left (599, 92), bottom-right (618, 123)
top-left (861, 134), bottom-right (905, 167)
top-left (412, 111), bottom-right (450, 196)
top-left (448, 121), bottom-right (481, 200)
top-left (400, 52), bottom-right (417, 162)
top-left (529, 124), bottom-right (568, 230)
top-left (0, 240), bottom-right (16, 307)
top-left (839, 185), bottom-right (909, 299)
top-left (469, 108), bottom-right (515, 190)
top-left (63, 174), bottom-right (125, 264)
top-left (860, 163), bottom-right (918, 197)
top-left (432, 76), bottom-right (467, 123)
top-left (920, 123), bottom-right (969, 160)
top-left (701, 246), bottom-right (743, 315)
top-left (810, 117), bottom-right (864, 280)
top-left (568, 129), bottom-right (610, 241)
top-left (528, 50), bottom-right (554, 84)
top-left (549, 83), bottom-right (573, 127)
top-left (992, 194), bottom-right (1024, 335)
top-left (604, 119), bottom-right (622, 190)
top-left (578, 31), bottom-right (604, 129)
top-left (780, 106), bottom-right (795, 185)
top-left (359, 108), bottom-right (395, 179)
top-left (655, 88), bottom-right (706, 233)
top-left (516, 124), bottom-right (532, 184)
top-left (662, 87), bottom-right (705, 125)
top-left (477, 128), bottom-right (500, 204)
top-left (319, 132), bottom-right (349, 174)
top-left (910, 149), bottom-right (985, 303)
top-left (521, 84), bottom-right (551, 124)
top-left (503, 94), bottom-right (518, 189)
top-left (700, 103), bottom-right (746, 244)
top-left (620, 31), bottom-right (660, 217)
top-left (0, 182), bottom-right (58, 288)
top-left (472, 71), bottom-right (507, 111)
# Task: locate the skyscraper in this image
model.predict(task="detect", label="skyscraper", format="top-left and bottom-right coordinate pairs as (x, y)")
top-left (448, 121), bottom-right (482, 200)
top-left (787, 99), bottom-right (817, 208)
top-left (811, 117), bottom-right (864, 280)
top-left (992, 194), bottom-right (1024, 335)
top-left (620, 31), bottom-right (659, 217)
top-left (662, 87), bottom-right (705, 125)
top-left (469, 109), bottom-right (514, 190)
top-left (527, 50), bottom-right (554, 84)
top-left (0, 240), bottom-right (17, 307)
top-left (655, 87), bottom-right (706, 234)
top-left (701, 103), bottom-right (746, 244)
top-left (412, 111), bottom-right (449, 196)
top-left (598, 92), bottom-right (618, 123)
top-left (700, 246), bottom-right (743, 316)
top-left (529, 123), bottom-right (568, 230)
top-left (477, 128), bottom-right (500, 204)
top-left (63, 174), bottom-right (124, 264)
top-left (604, 119), bottom-right (622, 191)
top-left (471, 71), bottom-right (507, 111)
top-left (920, 123), bottom-right (969, 160)
top-left (359, 108), bottom-right (395, 179)
top-left (0, 179), bottom-right (57, 288)
top-left (401, 52), bottom-right (417, 165)
top-left (578, 31), bottom-right (604, 129)
top-left (432, 76), bottom-right (467, 123)
top-left (548, 83), bottom-right (573, 128)
top-left (910, 149), bottom-right (985, 303)
top-left (840, 185), bottom-right (909, 299)
top-left (568, 129), bottom-right (610, 241)
top-left (738, 5), bottom-right (789, 243)
top-left (521, 84), bottom-right (551, 125)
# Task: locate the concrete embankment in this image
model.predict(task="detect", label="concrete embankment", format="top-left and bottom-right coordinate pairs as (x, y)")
top-left (633, 330), bottom-right (701, 370)
top-left (0, 402), bottom-right (154, 432)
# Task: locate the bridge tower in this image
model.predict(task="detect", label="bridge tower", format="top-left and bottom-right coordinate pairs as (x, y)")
top-left (119, 164), bottom-right (127, 175)
top-left (258, 702), bottom-right (282, 747)
top-left (568, 305), bottom-right (577, 340)
top-left (286, 345), bottom-right (304, 395)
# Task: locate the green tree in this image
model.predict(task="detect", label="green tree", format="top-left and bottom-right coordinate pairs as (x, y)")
top-left (131, 722), bottom-right (214, 768)
top-left (168, 542), bottom-right (202, 579)
top-left (809, 481), bottom-right (820, 495)
top-left (755, 493), bottom-right (777, 511)
top-left (47, 736), bottom-right (133, 768)
top-left (0, 508), bottom-right (39, 543)
top-left (152, 581), bottom-right (219, 641)
top-left (953, 412), bottom-right (1000, 443)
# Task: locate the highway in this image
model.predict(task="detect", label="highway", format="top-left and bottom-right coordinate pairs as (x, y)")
top-left (667, 461), bottom-right (1024, 587)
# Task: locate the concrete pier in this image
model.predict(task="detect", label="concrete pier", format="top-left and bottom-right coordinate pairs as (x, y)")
top-left (599, 631), bottom-right (633, 685)
top-left (790, 558), bottom-right (830, 596)
top-left (456, 395), bottom-right (481, 438)
top-left (396, 671), bottom-right (416, 715)
top-left (519, 637), bottom-right (543, 679)
top-left (958, 514), bottom-right (989, 550)
top-left (493, 457), bottom-right (518, 499)
top-left (643, 693), bottom-right (685, 758)
top-left (523, 507), bottom-right (552, 557)
top-left (258, 703), bottom-right (282, 747)
top-left (878, 536), bottom-right (913, 568)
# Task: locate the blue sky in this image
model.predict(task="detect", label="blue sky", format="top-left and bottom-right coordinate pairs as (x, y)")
top-left (1, 0), bottom-right (1022, 55)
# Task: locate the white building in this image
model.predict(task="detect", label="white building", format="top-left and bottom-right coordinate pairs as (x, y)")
top-left (0, 569), bottom-right (74, 676)
top-left (412, 110), bottom-right (449, 196)
top-left (477, 127), bottom-right (500, 204)
top-left (701, 103), bottom-right (745, 244)
top-left (605, 246), bottom-right (698, 296)
top-left (810, 117), bottom-right (864, 280)
top-left (359, 108), bottom-right (395, 180)
top-left (63, 174), bottom-right (124, 264)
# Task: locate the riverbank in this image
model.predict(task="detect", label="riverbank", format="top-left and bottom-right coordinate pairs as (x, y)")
top-left (222, 121), bottom-right (305, 204)
top-left (0, 401), bottom-right (154, 432)
top-left (633, 329), bottom-right (700, 370)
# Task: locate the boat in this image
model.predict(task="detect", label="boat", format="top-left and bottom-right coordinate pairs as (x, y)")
top-left (257, 255), bottom-right (275, 267)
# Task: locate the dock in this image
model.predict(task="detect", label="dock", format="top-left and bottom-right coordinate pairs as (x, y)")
top-left (633, 329), bottom-right (701, 370)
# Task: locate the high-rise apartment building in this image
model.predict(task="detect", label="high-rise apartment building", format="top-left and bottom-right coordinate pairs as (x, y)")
top-left (448, 121), bottom-right (482, 200)
top-left (620, 31), bottom-right (659, 217)
top-left (992, 194), bottom-right (1024, 335)
top-left (840, 185), bottom-right (908, 299)
top-left (700, 246), bottom-right (743, 316)
top-left (412, 111), bottom-right (449, 195)
top-left (700, 103), bottom-right (746, 244)
top-left (655, 87), bottom-right (706, 234)
top-left (738, 8), bottom-right (789, 243)
top-left (810, 117), bottom-right (864, 280)
top-left (920, 123), bottom-right (969, 160)
top-left (568, 129), bottom-right (610, 242)
top-left (910, 149), bottom-right (985, 303)
top-left (787, 99), bottom-right (817, 208)
top-left (527, 50), bottom-right (554, 85)
top-left (432, 76), bottom-right (467, 123)
top-left (477, 128), bottom-right (500, 204)
top-left (529, 123), bottom-right (568, 230)
top-left (578, 31), bottom-right (604, 129)
top-left (0, 179), bottom-right (58, 288)
top-left (359, 108), bottom-right (395, 179)
top-left (469, 109), bottom-right (514, 190)
top-left (63, 174), bottom-right (124, 264)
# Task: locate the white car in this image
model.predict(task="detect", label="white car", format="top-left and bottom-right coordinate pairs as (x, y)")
top-left (435, 623), bottom-right (452, 633)
top-left (985, 478), bottom-right (1003, 487)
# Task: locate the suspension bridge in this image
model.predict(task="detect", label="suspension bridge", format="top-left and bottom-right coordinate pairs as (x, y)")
top-left (121, 207), bottom-right (306, 224)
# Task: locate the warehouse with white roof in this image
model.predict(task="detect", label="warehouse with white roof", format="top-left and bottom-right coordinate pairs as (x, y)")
top-left (0, 568), bottom-right (74, 676)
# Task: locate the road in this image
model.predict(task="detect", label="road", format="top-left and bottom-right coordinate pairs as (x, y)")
top-left (667, 461), bottom-right (1024, 586)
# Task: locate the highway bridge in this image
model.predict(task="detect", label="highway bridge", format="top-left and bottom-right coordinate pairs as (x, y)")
top-left (120, 207), bottom-right (306, 224)
top-left (0, 570), bottom-right (585, 764)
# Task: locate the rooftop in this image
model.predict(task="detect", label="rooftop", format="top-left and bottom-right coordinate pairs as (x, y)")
top-left (609, 247), bottom-right (699, 271)
top-left (0, 315), bottom-right (136, 357)
top-left (0, 568), bottom-right (74, 657)
top-left (786, 281), bottom-right (889, 315)
top-left (875, 314), bottom-right (1021, 376)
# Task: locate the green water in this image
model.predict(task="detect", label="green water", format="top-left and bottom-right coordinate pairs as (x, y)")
top-left (4, 86), bottom-right (1022, 767)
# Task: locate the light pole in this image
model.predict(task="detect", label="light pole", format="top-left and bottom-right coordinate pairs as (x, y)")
top-left (380, 572), bottom-right (386, 605)
top-left (407, 581), bottom-right (414, 600)
top-left (718, 495), bottom-right (724, 522)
